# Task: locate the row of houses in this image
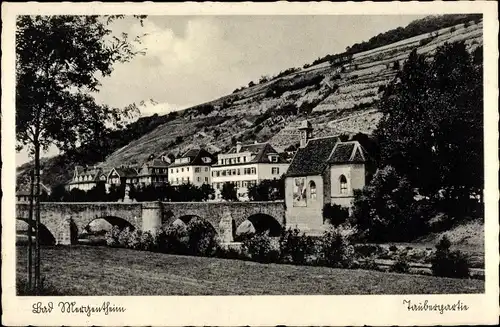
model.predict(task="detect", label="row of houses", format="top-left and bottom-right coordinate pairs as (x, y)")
top-left (22, 121), bottom-right (369, 217)
top-left (17, 120), bottom-right (369, 234)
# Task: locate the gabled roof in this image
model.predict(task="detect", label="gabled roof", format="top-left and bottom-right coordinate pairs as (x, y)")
top-left (327, 141), bottom-right (367, 164)
top-left (285, 136), bottom-right (340, 177)
top-left (143, 159), bottom-right (169, 168)
top-left (71, 166), bottom-right (104, 182)
top-left (108, 167), bottom-right (138, 178)
top-left (220, 142), bottom-right (287, 165)
top-left (169, 148), bottom-right (215, 167)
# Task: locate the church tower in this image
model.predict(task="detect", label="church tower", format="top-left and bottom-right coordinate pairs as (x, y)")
top-left (298, 120), bottom-right (313, 148)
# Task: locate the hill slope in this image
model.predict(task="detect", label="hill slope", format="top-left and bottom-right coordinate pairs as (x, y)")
top-left (16, 15), bottom-right (483, 187)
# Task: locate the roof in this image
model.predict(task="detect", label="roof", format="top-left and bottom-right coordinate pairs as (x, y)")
top-left (327, 141), bottom-right (367, 164)
top-left (109, 167), bottom-right (138, 178)
top-left (285, 136), bottom-right (340, 177)
top-left (143, 159), bottom-right (169, 168)
top-left (217, 142), bottom-right (287, 166)
top-left (168, 148), bottom-right (215, 168)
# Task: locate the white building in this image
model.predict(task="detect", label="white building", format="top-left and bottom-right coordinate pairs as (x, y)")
top-left (168, 148), bottom-right (214, 187)
top-left (67, 166), bottom-right (107, 191)
top-left (107, 166), bottom-right (139, 190)
top-left (137, 159), bottom-right (169, 187)
top-left (211, 142), bottom-right (289, 201)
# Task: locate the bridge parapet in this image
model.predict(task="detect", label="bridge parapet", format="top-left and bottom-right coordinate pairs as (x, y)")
top-left (16, 201), bottom-right (286, 245)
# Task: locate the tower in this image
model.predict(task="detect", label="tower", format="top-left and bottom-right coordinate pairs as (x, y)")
top-left (298, 120), bottom-right (313, 148)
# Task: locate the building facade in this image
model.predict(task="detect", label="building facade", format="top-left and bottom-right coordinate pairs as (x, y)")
top-left (107, 167), bottom-right (139, 190)
top-left (284, 121), bottom-right (367, 234)
top-left (137, 159), bottom-right (169, 187)
top-left (168, 148), bottom-right (214, 187)
top-left (67, 166), bottom-right (107, 191)
top-left (211, 142), bottom-right (289, 201)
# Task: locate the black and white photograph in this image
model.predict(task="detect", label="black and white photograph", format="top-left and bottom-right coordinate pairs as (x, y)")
top-left (2, 2), bottom-right (499, 326)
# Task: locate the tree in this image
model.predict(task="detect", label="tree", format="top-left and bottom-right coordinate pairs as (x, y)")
top-left (221, 182), bottom-right (238, 201)
top-left (247, 177), bottom-right (285, 201)
top-left (49, 184), bottom-right (68, 202)
top-left (200, 184), bottom-right (215, 201)
top-left (16, 15), bottom-right (146, 292)
top-left (376, 42), bottom-right (483, 215)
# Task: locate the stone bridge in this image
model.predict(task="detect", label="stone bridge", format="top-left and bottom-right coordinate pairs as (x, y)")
top-left (16, 201), bottom-right (285, 245)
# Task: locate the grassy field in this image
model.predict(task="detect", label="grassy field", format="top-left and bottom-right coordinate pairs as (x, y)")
top-left (16, 245), bottom-right (483, 295)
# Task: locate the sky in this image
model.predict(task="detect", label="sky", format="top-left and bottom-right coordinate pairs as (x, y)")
top-left (16, 14), bottom-right (427, 166)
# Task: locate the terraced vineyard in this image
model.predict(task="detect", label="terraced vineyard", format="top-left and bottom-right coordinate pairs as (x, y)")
top-left (16, 17), bottom-right (483, 186)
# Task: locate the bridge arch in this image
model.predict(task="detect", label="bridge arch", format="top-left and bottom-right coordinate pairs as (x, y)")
top-left (16, 218), bottom-right (57, 245)
top-left (237, 213), bottom-right (282, 238)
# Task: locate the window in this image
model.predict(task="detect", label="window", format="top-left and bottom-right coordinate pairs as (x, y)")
top-left (205, 177), bottom-right (208, 182)
top-left (205, 167), bottom-right (208, 172)
top-left (187, 177), bottom-right (190, 183)
top-left (340, 175), bottom-right (348, 195)
top-left (272, 167), bottom-right (279, 175)
top-left (195, 167), bottom-right (201, 173)
top-left (237, 157), bottom-right (240, 163)
top-left (237, 169), bottom-right (241, 175)
top-left (181, 168), bottom-right (184, 172)
top-left (181, 177), bottom-right (185, 183)
top-left (176, 178), bottom-right (179, 184)
top-left (187, 167), bottom-right (190, 172)
top-left (197, 177), bottom-right (201, 182)
top-left (309, 181), bottom-right (317, 199)
top-left (217, 171), bottom-right (220, 177)
top-left (176, 168), bottom-right (179, 173)
top-left (251, 167), bottom-right (256, 174)
top-left (232, 169), bottom-right (237, 175)
top-left (243, 157), bottom-right (247, 162)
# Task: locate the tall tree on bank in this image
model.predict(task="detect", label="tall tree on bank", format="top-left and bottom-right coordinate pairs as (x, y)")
top-left (15, 15), bottom-right (146, 292)
top-left (376, 42), bottom-right (483, 211)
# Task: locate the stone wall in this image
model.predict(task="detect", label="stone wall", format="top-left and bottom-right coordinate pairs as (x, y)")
top-left (16, 201), bottom-right (286, 244)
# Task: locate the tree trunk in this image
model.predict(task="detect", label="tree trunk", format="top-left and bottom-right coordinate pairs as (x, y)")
top-left (34, 142), bottom-right (41, 292)
top-left (27, 169), bottom-right (34, 291)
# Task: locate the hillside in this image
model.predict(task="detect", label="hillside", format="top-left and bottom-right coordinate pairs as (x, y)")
top-left (16, 15), bottom-right (483, 187)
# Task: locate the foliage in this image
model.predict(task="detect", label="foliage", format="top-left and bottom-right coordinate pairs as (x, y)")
top-left (390, 255), bottom-right (411, 273)
top-left (265, 75), bottom-right (324, 98)
top-left (140, 231), bottom-right (157, 251)
top-left (352, 166), bottom-right (431, 242)
top-left (279, 228), bottom-right (315, 265)
top-left (322, 203), bottom-right (349, 227)
top-left (376, 42), bottom-right (483, 217)
top-left (247, 177), bottom-right (285, 201)
top-left (318, 226), bottom-right (356, 268)
top-left (431, 236), bottom-right (470, 278)
top-left (309, 14), bottom-right (481, 67)
top-left (104, 225), bottom-right (122, 247)
top-left (117, 227), bottom-right (133, 248)
top-left (242, 232), bottom-right (280, 263)
top-left (221, 182), bottom-right (238, 201)
top-left (127, 229), bottom-right (143, 250)
top-left (161, 224), bottom-right (189, 254)
top-left (186, 218), bottom-right (218, 256)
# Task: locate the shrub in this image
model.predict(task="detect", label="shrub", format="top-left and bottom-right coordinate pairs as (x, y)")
top-left (389, 245), bottom-right (398, 252)
top-left (323, 203), bottom-right (349, 227)
top-left (162, 223), bottom-right (189, 254)
top-left (318, 226), bottom-right (355, 268)
top-left (390, 255), bottom-right (410, 273)
top-left (186, 218), bottom-right (218, 256)
top-left (279, 228), bottom-right (315, 265)
top-left (105, 225), bottom-right (121, 247)
top-left (127, 229), bottom-right (143, 250)
top-left (117, 227), bottom-right (133, 248)
top-left (242, 232), bottom-right (280, 263)
top-left (140, 231), bottom-right (157, 251)
top-left (358, 258), bottom-right (379, 271)
top-left (431, 236), bottom-right (470, 278)
top-left (354, 244), bottom-right (382, 258)
top-left (214, 243), bottom-right (247, 260)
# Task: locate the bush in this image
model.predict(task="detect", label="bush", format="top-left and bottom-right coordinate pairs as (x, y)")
top-left (161, 223), bottom-right (189, 254)
top-left (354, 243), bottom-right (382, 258)
top-left (389, 245), bottom-right (398, 252)
top-left (358, 258), bottom-right (379, 271)
top-left (105, 225), bottom-right (121, 247)
top-left (323, 203), bottom-right (349, 226)
top-left (279, 228), bottom-right (315, 265)
top-left (318, 226), bottom-right (355, 268)
top-left (214, 243), bottom-right (247, 260)
top-left (117, 227), bottom-right (133, 248)
top-left (242, 232), bottom-right (280, 263)
top-left (390, 255), bottom-right (410, 273)
top-left (431, 236), bottom-right (470, 278)
top-left (140, 231), bottom-right (157, 251)
top-left (186, 218), bottom-right (218, 256)
top-left (127, 229), bottom-right (143, 250)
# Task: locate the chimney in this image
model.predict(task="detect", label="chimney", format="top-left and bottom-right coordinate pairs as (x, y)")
top-left (298, 120), bottom-right (313, 148)
top-left (236, 141), bottom-right (242, 153)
